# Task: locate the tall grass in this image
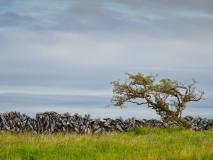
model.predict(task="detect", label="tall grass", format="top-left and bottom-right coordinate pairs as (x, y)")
top-left (0, 127), bottom-right (212, 160)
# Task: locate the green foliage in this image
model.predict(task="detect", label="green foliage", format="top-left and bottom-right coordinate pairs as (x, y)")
top-left (0, 128), bottom-right (213, 160)
top-left (44, 112), bottom-right (49, 115)
top-left (110, 73), bottom-right (204, 122)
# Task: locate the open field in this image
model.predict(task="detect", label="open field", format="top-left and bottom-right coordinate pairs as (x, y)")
top-left (0, 127), bottom-right (213, 160)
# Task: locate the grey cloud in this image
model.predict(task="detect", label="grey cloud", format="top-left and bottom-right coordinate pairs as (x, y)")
top-left (0, 0), bottom-right (213, 37)
top-left (113, 0), bottom-right (213, 13)
top-left (0, 12), bottom-right (40, 28)
top-left (0, 0), bottom-right (14, 5)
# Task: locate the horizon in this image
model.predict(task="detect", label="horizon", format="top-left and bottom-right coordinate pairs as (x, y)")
top-left (0, 0), bottom-right (213, 119)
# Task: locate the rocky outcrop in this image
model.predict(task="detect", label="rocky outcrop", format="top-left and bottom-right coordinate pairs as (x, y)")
top-left (0, 112), bottom-right (212, 134)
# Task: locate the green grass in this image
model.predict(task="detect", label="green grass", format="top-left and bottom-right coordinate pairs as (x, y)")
top-left (0, 127), bottom-right (213, 160)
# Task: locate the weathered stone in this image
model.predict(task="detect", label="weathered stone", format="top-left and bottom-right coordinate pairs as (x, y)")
top-left (94, 128), bottom-right (102, 134)
top-left (116, 124), bottom-right (123, 132)
top-left (74, 127), bottom-right (79, 133)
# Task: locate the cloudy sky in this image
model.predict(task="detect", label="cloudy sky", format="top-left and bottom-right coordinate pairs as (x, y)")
top-left (0, 0), bottom-right (213, 119)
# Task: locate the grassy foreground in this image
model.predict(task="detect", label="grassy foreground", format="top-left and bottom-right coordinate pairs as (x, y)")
top-left (0, 127), bottom-right (213, 160)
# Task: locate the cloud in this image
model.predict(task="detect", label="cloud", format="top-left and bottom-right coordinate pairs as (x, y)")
top-left (0, 12), bottom-right (40, 28)
top-left (0, 0), bottom-right (212, 118)
top-left (0, 0), bottom-right (213, 37)
top-left (0, 86), bottom-right (111, 97)
top-left (0, 30), bottom-right (212, 90)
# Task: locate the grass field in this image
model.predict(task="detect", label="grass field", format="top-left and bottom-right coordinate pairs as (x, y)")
top-left (0, 127), bottom-right (213, 160)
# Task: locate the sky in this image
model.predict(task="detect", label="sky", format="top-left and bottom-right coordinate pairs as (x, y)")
top-left (0, 0), bottom-right (213, 119)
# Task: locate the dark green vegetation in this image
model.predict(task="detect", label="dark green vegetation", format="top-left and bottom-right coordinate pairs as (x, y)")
top-left (0, 127), bottom-right (212, 160)
top-left (110, 73), bottom-right (204, 122)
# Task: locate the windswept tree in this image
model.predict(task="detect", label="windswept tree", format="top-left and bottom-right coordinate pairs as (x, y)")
top-left (110, 73), bottom-right (204, 122)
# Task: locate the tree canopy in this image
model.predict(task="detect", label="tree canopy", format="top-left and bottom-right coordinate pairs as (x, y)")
top-left (110, 73), bottom-right (204, 122)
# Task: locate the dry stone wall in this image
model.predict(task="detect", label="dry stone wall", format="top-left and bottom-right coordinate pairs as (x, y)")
top-left (0, 112), bottom-right (212, 134)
